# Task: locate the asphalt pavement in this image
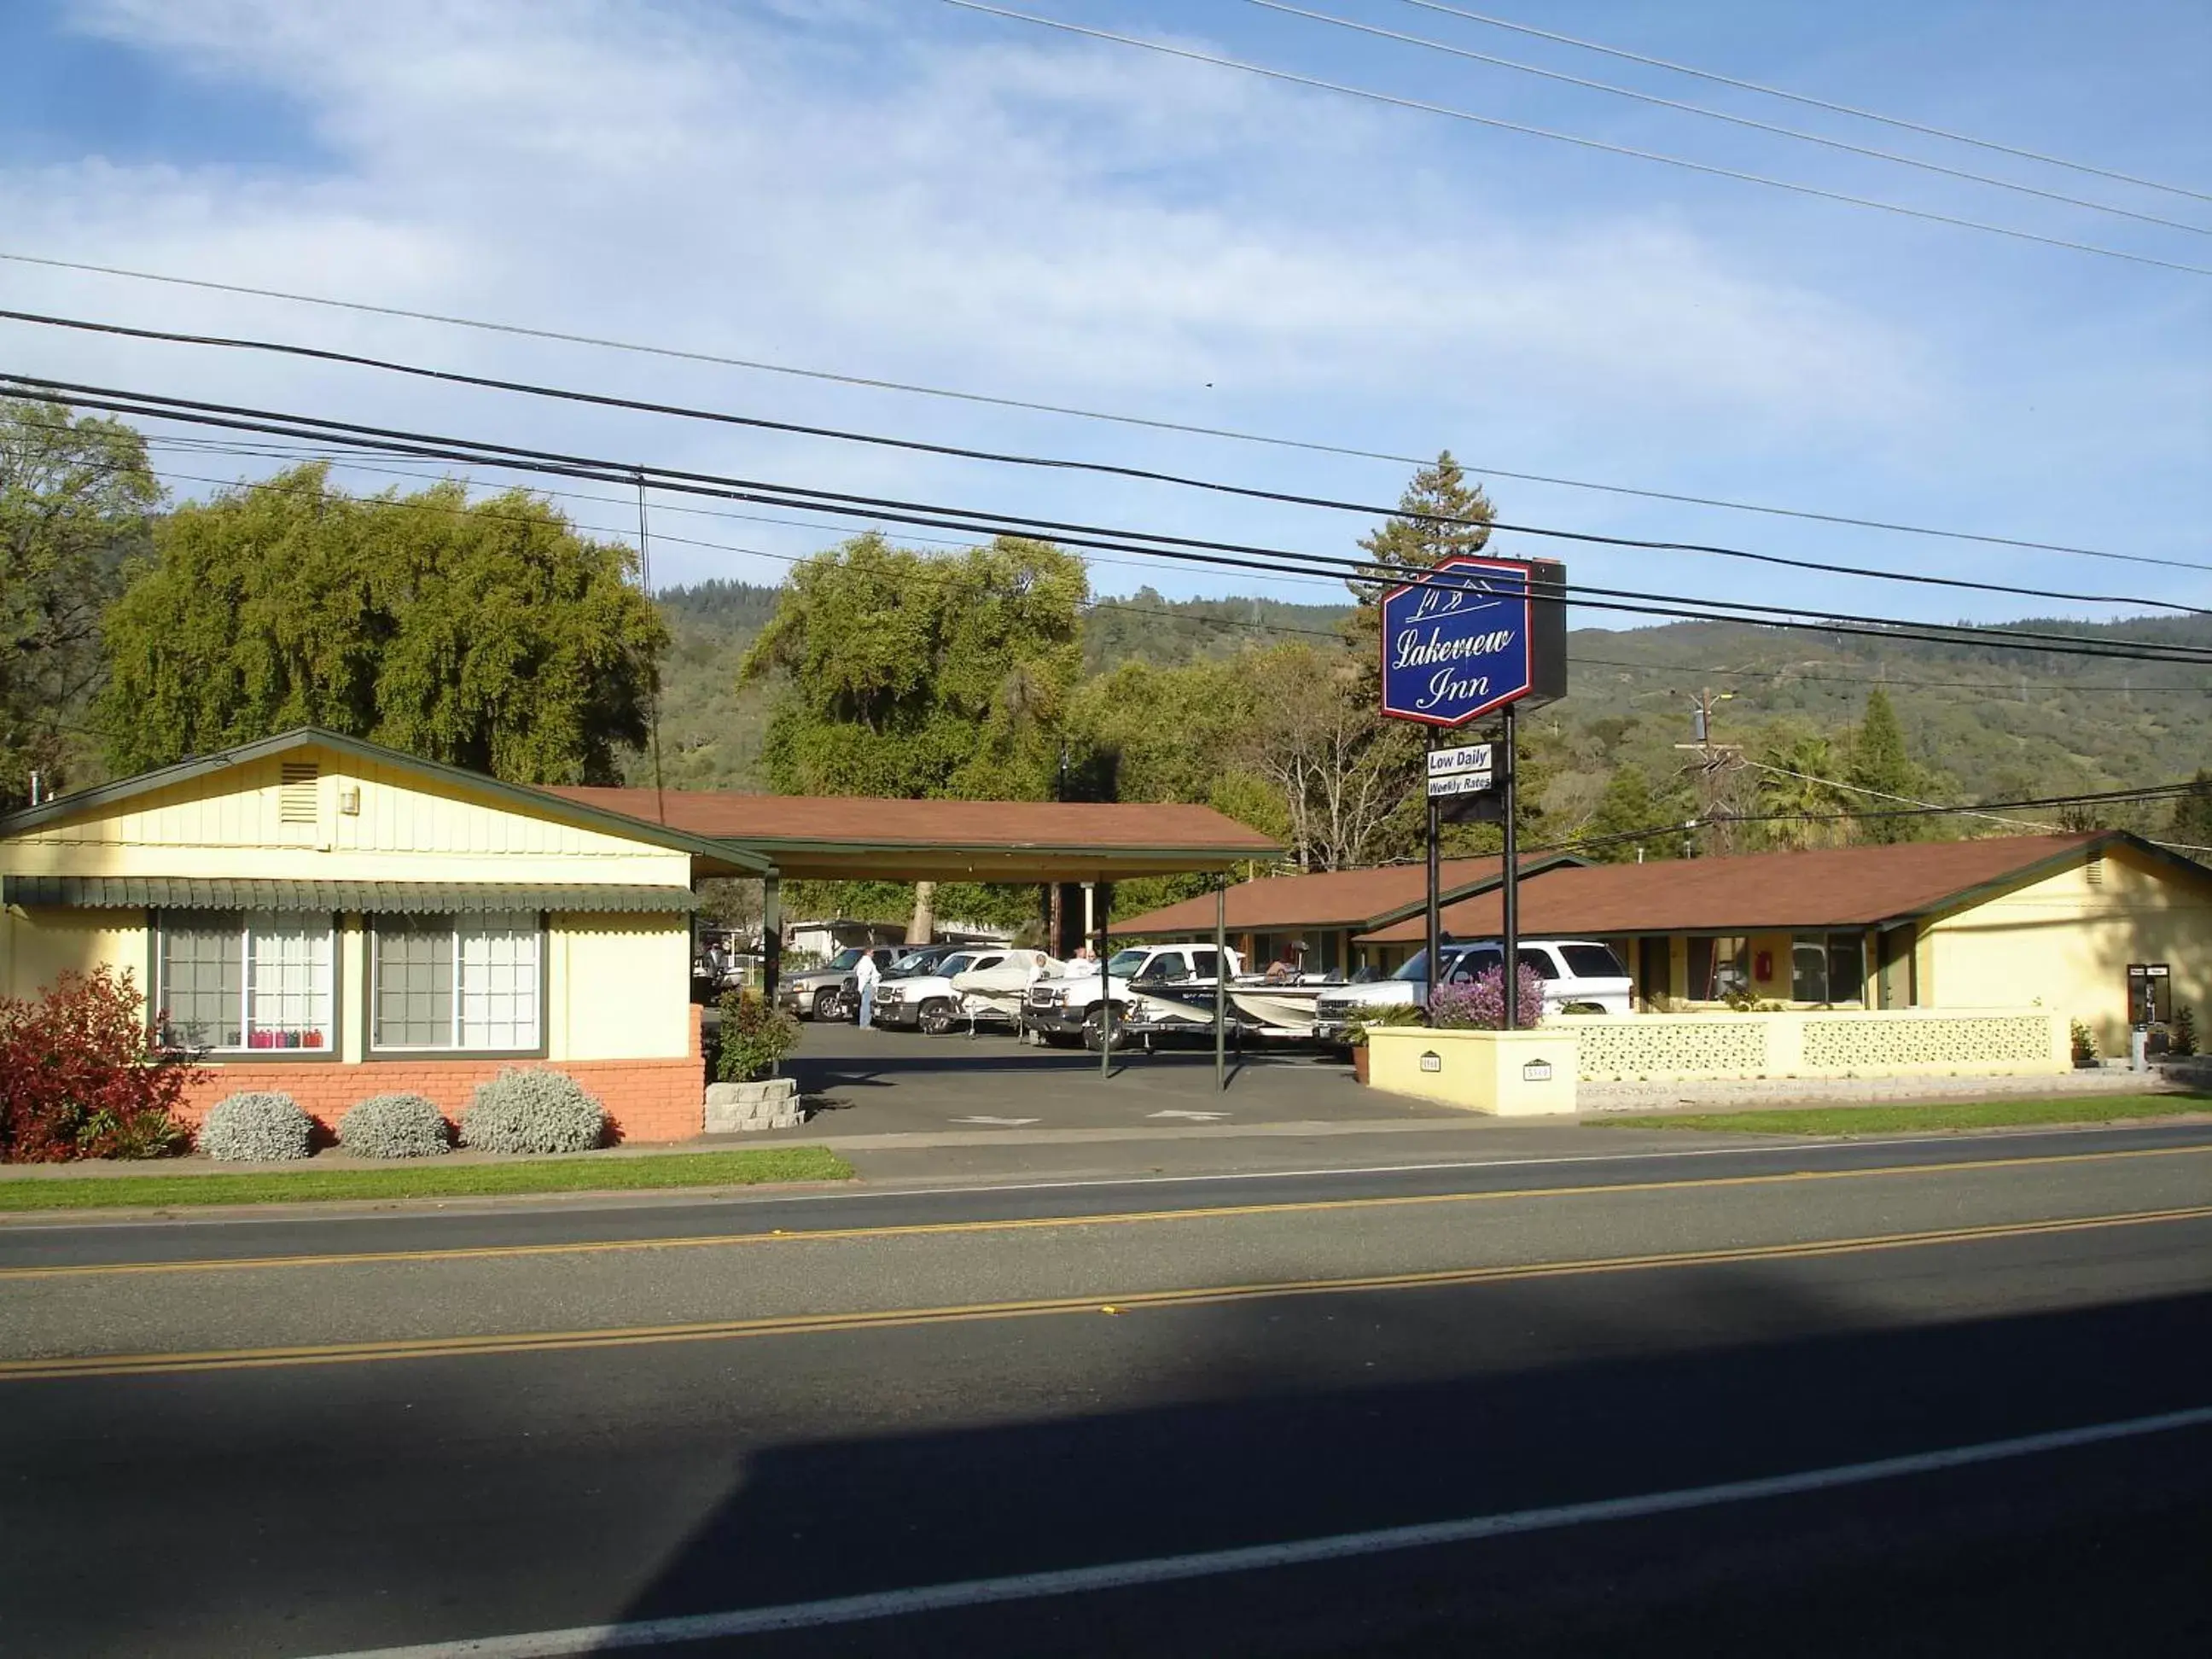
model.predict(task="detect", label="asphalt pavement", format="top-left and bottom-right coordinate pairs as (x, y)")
top-left (5, 1123), bottom-right (2211, 1657)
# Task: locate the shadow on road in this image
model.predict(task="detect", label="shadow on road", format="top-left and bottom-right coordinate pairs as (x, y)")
top-left (600, 1278), bottom-right (2212, 1657)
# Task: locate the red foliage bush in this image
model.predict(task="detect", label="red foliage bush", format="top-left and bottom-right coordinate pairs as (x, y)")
top-left (0, 968), bottom-right (200, 1161)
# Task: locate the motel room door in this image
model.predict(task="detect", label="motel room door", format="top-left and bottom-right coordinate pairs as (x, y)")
top-left (1877, 926), bottom-right (1916, 1009)
top-left (1637, 937), bottom-right (1670, 1011)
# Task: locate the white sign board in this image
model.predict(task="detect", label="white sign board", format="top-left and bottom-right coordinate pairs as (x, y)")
top-left (1428, 770), bottom-right (1496, 800)
top-left (1428, 743), bottom-right (1494, 777)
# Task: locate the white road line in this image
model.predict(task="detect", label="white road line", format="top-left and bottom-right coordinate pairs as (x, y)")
top-left (306, 1405), bottom-right (2212, 1658)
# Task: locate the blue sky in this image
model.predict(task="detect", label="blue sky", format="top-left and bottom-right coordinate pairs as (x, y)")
top-left (0, 0), bottom-right (2206, 633)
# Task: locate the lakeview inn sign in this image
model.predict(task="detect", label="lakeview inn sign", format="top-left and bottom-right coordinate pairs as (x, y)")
top-left (1378, 554), bottom-right (1568, 728)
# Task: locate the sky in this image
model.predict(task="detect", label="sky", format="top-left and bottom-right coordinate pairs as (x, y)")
top-left (0, 0), bottom-right (2206, 635)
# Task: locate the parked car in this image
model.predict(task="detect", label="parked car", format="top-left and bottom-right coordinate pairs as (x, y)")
top-left (1313, 939), bottom-right (1632, 1044)
top-left (873, 950), bottom-right (1017, 1033)
top-left (1021, 943), bottom-right (1245, 1051)
top-left (776, 945), bottom-right (900, 1022)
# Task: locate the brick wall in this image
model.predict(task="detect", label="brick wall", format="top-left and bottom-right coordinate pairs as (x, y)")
top-left (177, 1005), bottom-right (706, 1144)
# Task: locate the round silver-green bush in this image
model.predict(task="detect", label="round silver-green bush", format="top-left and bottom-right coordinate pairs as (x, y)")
top-left (458, 1068), bottom-right (607, 1155)
top-left (197, 1091), bottom-right (314, 1161)
top-left (337, 1092), bottom-right (451, 1159)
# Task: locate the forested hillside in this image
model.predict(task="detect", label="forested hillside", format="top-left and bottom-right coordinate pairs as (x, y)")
top-left (637, 577), bottom-right (2212, 848)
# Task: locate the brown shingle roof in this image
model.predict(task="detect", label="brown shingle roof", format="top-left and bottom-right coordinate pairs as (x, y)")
top-left (1112, 856), bottom-right (1575, 936)
top-left (548, 788), bottom-right (1280, 882)
top-left (1356, 833), bottom-right (2123, 942)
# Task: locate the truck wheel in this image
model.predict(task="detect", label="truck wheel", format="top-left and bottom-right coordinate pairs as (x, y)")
top-left (812, 987), bottom-right (844, 1022)
top-left (1082, 1005), bottom-right (1131, 1052)
top-left (919, 999), bottom-right (958, 1035)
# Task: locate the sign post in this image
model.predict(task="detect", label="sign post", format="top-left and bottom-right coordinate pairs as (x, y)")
top-left (1380, 556), bottom-right (1563, 1024)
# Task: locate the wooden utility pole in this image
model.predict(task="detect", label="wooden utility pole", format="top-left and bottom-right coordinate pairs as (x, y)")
top-left (1673, 688), bottom-right (1746, 857)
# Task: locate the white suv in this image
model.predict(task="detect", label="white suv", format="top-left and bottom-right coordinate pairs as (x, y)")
top-left (1313, 939), bottom-right (1632, 1044)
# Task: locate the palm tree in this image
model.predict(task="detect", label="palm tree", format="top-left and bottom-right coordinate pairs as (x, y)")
top-left (1756, 736), bottom-right (1854, 849)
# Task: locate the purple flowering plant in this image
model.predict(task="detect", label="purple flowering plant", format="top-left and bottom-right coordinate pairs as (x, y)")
top-left (1429, 963), bottom-right (1545, 1030)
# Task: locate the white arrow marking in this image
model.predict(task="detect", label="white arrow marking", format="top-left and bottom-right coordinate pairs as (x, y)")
top-left (1147, 1109), bottom-right (1231, 1121)
top-left (949, 1115), bottom-right (1042, 1126)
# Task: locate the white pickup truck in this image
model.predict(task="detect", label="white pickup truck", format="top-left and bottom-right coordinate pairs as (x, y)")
top-left (1313, 939), bottom-right (1633, 1044)
top-left (1020, 942), bottom-right (1246, 1051)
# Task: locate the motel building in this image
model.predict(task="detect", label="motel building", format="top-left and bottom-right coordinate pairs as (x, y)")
top-left (1117, 832), bottom-right (2212, 1061)
top-left (0, 729), bottom-right (1276, 1143)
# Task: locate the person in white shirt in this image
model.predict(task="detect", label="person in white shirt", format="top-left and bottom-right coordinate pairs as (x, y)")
top-left (854, 949), bottom-right (882, 1027)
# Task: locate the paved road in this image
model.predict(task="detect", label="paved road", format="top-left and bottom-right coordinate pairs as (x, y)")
top-left (5, 1125), bottom-right (2211, 1656)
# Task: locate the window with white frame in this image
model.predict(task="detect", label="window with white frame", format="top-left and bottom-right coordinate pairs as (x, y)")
top-left (157, 911), bottom-right (335, 1052)
top-left (371, 912), bottom-right (542, 1052)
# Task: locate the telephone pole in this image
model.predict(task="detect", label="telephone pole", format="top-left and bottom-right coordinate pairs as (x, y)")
top-left (1673, 688), bottom-right (1746, 857)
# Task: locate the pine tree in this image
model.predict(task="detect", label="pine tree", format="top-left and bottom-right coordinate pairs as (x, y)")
top-left (1847, 689), bottom-right (1928, 844)
top-left (1342, 451), bottom-right (1496, 671)
top-left (2167, 768), bottom-right (2212, 855)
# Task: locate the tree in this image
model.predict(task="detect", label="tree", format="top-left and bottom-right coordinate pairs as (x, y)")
top-left (99, 466), bottom-right (664, 783)
top-left (1755, 733), bottom-right (1854, 850)
top-left (2165, 769), bottom-right (2212, 855)
top-left (1341, 450), bottom-right (1497, 687)
top-left (1236, 643), bottom-right (1404, 871)
top-left (1846, 690), bottom-right (1930, 843)
top-left (1, 400), bottom-right (161, 806)
top-left (1581, 762), bottom-right (1687, 863)
top-left (741, 533), bottom-right (1086, 941)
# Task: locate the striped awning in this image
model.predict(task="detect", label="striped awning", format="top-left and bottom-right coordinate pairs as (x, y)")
top-left (0, 876), bottom-right (696, 913)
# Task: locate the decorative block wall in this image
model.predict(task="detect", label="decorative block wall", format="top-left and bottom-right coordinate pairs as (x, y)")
top-left (1557, 1007), bottom-right (2067, 1083)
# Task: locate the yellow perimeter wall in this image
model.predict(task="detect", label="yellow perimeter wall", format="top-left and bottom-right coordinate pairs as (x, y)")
top-left (1926, 842), bottom-right (2212, 1054)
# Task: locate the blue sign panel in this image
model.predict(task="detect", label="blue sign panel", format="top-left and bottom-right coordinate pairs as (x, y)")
top-left (1378, 555), bottom-right (1539, 728)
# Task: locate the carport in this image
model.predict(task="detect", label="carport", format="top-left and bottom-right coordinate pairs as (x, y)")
top-left (554, 786), bottom-right (1281, 1086)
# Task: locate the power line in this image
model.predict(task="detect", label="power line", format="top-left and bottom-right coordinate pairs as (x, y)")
top-left (940, 1), bottom-right (2212, 278)
top-left (13, 307), bottom-right (2208, 599)
top-left (15, 372), bottom-right (2212, 666)
top-left (0, 247), bottom-right (2180, 567)
top-left (1250, 2), bottom-right (2212, 237)
top-left (1394, 0), bottom-right (2212, 208)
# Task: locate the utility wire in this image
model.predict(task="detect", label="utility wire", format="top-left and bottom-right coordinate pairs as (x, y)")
top-left (940, 1), bottom-right (2212, 278)
top-left (0, 248), bottom-right (2181, 568)
top-left (11, 307), bottom-right (2207, 598)
top-left (1743, 757), bottom-right (2057, 834)
top-left (15, 372), bottom-right (2212, 666)
top-left (1250, 2), bottom-right (2212, 237)
top-left (1395, 0), bottom-right (2212, 208)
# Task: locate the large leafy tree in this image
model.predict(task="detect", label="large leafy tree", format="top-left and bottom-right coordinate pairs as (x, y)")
top-left (98, 465), bottom-right (664, 783)
top-left (2166, 769), bottom-right (2212, 855)
top-left (1, 400), bottom-right (161, 806)
top-left (742, 533), bottom-right (1086, 939)
top-left (1581, 762), bottom-right (1690, 863)
top-left (1755, 733), bottom-right (1855, 849)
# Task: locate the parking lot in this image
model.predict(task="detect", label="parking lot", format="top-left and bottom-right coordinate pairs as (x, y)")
top-left (762, 1016), bottom-right (1466, 1137)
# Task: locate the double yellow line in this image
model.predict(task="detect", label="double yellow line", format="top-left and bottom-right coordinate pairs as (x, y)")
top-left (7, 1140), bottom-right (2206, 1285)
top-left (8, 1202), bottom-right (2209, 1383)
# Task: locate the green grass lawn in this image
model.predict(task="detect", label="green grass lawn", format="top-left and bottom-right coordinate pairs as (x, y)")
top-left (0, 1147), bottom-right (854, 1212)
top-left (1594, 1093), bottom-right (2212, 1137)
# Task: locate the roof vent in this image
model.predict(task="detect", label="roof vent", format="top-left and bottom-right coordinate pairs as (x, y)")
top-left (278, 762), bottom-right (320, 825)
top-left (2087, 854), bottom-right (2104, 888)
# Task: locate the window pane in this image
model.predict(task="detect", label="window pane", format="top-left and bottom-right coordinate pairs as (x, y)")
top-left (1559, 945), bottom-right (1627, 980)
top-left (160, 912), bottom-right (243, 1049)
top-left (1791, 940), bottom-right (1829, 1004)
top-left (1700, 936), bottom-right (1749, 1001)
top-left (246, 911), bottom-right (332, 1050)
top-left (457, 911), bottom-right (539, 1051)
top-left (375, 917), bottom-right (455, 1049)
top-left (1827, 934), bottom-right (1865, 1004)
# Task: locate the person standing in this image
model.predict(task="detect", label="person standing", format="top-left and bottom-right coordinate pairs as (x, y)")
top-left (854, 948), bottom-right (882, 1028)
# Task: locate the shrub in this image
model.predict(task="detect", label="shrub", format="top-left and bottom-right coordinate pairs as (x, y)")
top-left (2170, 1005), bottom-right (2197, 1059)
top-left (459, 1068), bottom-right (607, 1155)
top-left (2069, 1018), bottom-right (2099, 1068)
top-left (714, 989), bottom-right (802, 1083)
top-left (337, 1092), bottom-right (451, 1159)
top-left (198, 1091), bottom-right (314, 1161)
top-left (0, 968), bottom-right (196, 1162)
top-left (1344, 1003), bottom-right (1424, 1046)
top-left (1430, 963), bottom-right (1545, 1031)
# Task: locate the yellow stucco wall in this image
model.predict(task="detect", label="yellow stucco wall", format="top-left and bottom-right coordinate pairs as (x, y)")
top-left (2, 744), bottom-right (690, 888)
top-left (0, 907), bottom-right (148, 1004)
top-left (550, 914), bottom-right (693, 1061)
top-left (1928, 843), bottom-right (2212, 1054)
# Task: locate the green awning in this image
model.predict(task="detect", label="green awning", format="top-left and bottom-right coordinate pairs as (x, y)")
top-left (0, 876), bottom-right (696, 914)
